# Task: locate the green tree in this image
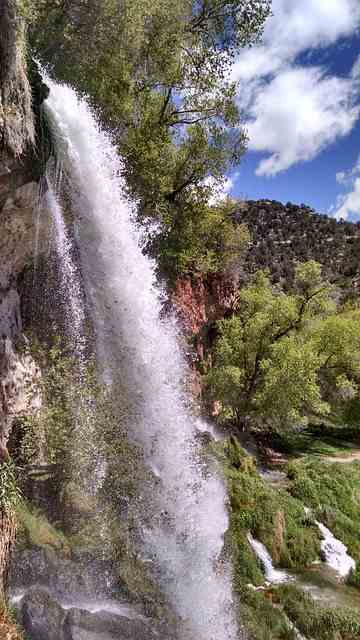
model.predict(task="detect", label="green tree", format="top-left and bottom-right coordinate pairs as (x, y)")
top-left (206, 262), bottom-right (360, 431)
top-left (26, 0), bottom-right (270, 276)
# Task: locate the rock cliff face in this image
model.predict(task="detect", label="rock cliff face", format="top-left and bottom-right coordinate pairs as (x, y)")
top-left (0, 0), bottom-right (34, 160)
top-left (172, 274), bottom-right (236, 398)
top-left (0, 0), bottom-right (48, 610)
top-left (0, 3), bottom-right (48, 448)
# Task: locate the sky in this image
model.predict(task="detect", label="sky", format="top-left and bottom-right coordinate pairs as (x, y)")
top-left (225, 0), bottom-right (360, 222)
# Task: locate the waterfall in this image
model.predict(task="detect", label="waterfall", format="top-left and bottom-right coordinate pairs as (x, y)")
top-left (315, 521), bottom-right (356, 578)
top-left (304, 508), bottom-right (356, 578)
top-left (44, 79), bottom-right (238, 640)
top-left (247, 533), bottom-right (290, 584)
top-left (46, 184), bottom-right (86, 361)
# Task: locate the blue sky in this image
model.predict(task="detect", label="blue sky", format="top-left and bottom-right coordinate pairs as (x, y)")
top-left (226, 0), bottom-right (360, 221)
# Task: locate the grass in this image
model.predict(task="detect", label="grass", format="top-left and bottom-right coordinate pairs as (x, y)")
top-left (277, 584), bottom-right (360, 640)
top-left (271, 422), bottom-right (360, 459)
top-left (220, 436), bottom-right (360, 639)
top-left (222, 438), bottom-right (321, 576)
top-left (237, 585), bottom-right (298, 640)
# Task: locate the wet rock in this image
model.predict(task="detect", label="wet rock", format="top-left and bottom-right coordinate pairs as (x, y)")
top-left (10, 547), bottom-right (117, 601)
top-left (63, 608), bottom-right (155, 640)
top-left (21, 586), bottom-right (66, 640)
top-left (0, 334), bottom-right (41, 440)
top-left (60, 481), bottom-right (98, 533)
top-left (0, 181), bottom-right (50, 289)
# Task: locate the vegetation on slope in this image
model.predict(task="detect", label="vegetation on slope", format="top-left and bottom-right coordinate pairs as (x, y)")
top-left (235, 200), bottom-right (360, 287)
top-left (287, 458), bottom-right (360, 587)
top-left (222, 438), bottom-right (360, 640)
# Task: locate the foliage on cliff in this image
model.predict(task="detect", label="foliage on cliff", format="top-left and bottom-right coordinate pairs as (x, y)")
top-left (207, 261), bottom-right (360, 431)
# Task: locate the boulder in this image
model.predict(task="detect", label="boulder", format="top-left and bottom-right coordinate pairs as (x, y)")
top-left (11, 547), bottom-right (117, 601)
top-left (64, 607), bottom-right (155, 640)
top-left (21, 586), bottom-right (66, 640)
top-left (60, 481), bottom-right (98, 533)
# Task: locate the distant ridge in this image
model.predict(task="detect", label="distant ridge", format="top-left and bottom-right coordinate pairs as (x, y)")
top-left (233, 199), bottom-right (360, 288)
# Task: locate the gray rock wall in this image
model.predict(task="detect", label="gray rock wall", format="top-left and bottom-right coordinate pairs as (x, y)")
top-left (0, 3), bottom-right (50, 443)
top-left (0, 0), bottom-right (35, 158)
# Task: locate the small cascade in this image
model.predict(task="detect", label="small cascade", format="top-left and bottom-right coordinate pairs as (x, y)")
top-left (247, 533), bottom-right (291, 584)
top-left (315, 521), bottom-right (356, 578)
top-left (43, 77), bottom-right (239, 640)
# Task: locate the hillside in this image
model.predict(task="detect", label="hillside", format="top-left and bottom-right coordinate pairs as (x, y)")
top-left (234, 199), bottom-right (360, 288)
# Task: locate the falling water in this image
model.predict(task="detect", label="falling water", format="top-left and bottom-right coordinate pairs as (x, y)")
top-left (247, 533), bottom-right (291, 585)
top-left (46, 184), bottom-right (86, 360)
top-left (44, 79), bottom-right (238, 640)
top-left (316, 521), bottom-right (356, 578)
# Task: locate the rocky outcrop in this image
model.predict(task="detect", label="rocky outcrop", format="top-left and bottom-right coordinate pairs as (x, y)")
top-left (0, 181), bottom-right (48, 442)
top-left (172, 274), bottom-right (236, 338)
top-left (171, 273), bottom-right (236, 397)
top-left (21, 587), bottom-right (66, 640)
top-left (172, 272), bottom-right (236, 361)
top-left (0, 2), bottom-right (50, 446)
top-left (17, 587), bottom-right (160, 640)
top-left (0, 0), bottom-right (50, 617)
top-left (0, 0), bottom-right (34, 159)
top-left (11, 547), bottom-right (116, 602)
top-left (0, 212), bottom-right (44, 443)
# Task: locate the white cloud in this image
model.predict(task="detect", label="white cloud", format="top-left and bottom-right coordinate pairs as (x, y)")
top-left (333, 157), bottom-right (360, 219)
top-left (233, 0), bottom-right (360, 84)
top-left (336, 171), bottom-right (346, 185)
top-left (247, 65), bottom-right (360, 176)
top-left (233, 0), bottom-right (360, 176)
top-left (201, 173), bottom-right (237, 205)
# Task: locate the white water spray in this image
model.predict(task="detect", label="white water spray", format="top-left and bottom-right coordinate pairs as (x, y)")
top-left (45, 79), bottom-right (238, 640)
top-left (46, 185), bottom-right (86, 360)
top-left (316, 521), bottom-right (356, 578)
top-left (247, 533), bottom-right (291, 585)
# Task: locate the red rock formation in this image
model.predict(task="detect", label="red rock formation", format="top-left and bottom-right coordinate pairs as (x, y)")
top-left (172, 273), bottom-right (236, 339)
top-left (171, 273), bottom-right (236, 399)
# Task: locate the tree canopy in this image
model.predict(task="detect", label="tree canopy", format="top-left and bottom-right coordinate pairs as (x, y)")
top-left (206, 261), bottom-right (360, 431)
top-left (24, 0), bottom-right (271, 277)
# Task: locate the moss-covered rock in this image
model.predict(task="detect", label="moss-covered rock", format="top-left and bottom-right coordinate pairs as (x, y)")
top-left (222, 438), bottom-right (321, 574)
top-left (17, 503), bottom-right (71, 556)
top-left (59, 482), bottom-right (98, 535)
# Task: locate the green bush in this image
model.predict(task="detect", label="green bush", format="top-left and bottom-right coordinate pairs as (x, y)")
top-left (279, 584), bottom-right (360, 640)
top-left (237, 585), bottom-right (297, 640)
top-left (0, 462), bottom-right (22, 515)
